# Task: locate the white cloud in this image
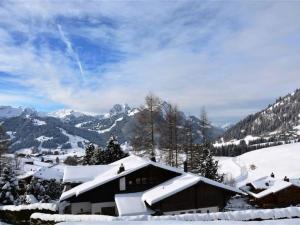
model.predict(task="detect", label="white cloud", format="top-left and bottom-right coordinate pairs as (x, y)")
top-left (0, 1), bottom-right (300, 123)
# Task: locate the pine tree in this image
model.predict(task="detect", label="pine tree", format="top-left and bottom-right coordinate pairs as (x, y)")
top-left (25, 177), bottom-right (50, 203)
top-left (190, 142), bottom-right (223, 182)
top-left (0, 125), bottom-right (9, 157)
top-left (83, 143), bottom-right (95, 165)
top-left (105, 136), bottom-right (128, 164)
top-left (0, 167), bottom-right (19, 205)
top-left (44, 179), bottom-right (63, 200)
top-left (0, 125), bottom-right (9, 174)
top-left (91, 147), bottom-right (104, 165)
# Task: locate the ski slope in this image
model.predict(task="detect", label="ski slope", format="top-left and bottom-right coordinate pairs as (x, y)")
top-left (216, 142), bottom-right (300, 187)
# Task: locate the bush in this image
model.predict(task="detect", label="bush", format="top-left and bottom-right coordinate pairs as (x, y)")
top-left (0, 203), bottom-right (57, 225)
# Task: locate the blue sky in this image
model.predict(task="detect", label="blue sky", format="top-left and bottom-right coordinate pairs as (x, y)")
top-left (0, 1), bottom-right (300, 125)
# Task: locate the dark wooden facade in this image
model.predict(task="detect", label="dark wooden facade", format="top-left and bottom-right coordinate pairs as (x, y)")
top-left (254, 185), bottom-right (300, 208)
top-left (67, 164), bottom-right (180, 203)
top-left (151, 181), bottom-right (235, 214)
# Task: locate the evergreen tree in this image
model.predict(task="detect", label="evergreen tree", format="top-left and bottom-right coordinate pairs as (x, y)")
top-left (0, 167), bottom-right (19, 205)
top-left (0, 125), bottom-right (9, 174)
top-left (105, 136), bottom-right (128, 164)
top-left (0, 125), bottom-right (9, 157)
top-left (91, 147), bottom-right (104, 165)
top-left (25, 177), bottom-right (50, 203)
top-left (44, 179), bottom-right (63, 200)
top-left (191, 143), bottom-right (223, 182)
top-left (83, 143), bottom-right (95, 165)
top-left (64, 156), bottom-right (78, 165)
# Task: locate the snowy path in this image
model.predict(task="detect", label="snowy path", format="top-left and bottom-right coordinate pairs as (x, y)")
top-left (231, 157), bottom-right (248, 183)
top-left (57, 219), bottom-right (300, 225)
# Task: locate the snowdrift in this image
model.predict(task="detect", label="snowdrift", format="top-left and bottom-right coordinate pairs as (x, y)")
top-left (217, 142), bottom-right (300, 187)
top-left (30, 206), bottom-right (300, 224)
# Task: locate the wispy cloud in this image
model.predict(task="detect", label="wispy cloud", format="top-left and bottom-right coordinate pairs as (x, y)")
top-left (57, 24), bottom-right (84, 78)
top-left (0, 1), bottom-right (299, 124)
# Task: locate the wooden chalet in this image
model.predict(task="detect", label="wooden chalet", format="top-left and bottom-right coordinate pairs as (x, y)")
top-left (240, 176), bottom-right (300, 208)
top-left (60, 155), bottom-right (242, 216)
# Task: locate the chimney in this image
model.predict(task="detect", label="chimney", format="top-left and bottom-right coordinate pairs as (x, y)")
top-left (150, 152), bottom-right (156, 162)
top-left (184, 161), bottom-right (188, 172)
top-left (284, 176), bottom-right (289, 182)
top-left (270, 172), bottom-right (275, 178)
top-left (118, 163), bottom-right (125, 174)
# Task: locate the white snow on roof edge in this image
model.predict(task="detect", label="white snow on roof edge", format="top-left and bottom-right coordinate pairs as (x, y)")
top-left (60, 155), bottom-right (243, 202)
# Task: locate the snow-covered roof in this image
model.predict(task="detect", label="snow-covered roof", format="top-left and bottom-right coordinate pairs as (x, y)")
top-left (60, 155), bottom-right (242, 202)
top-left (241, 176), bottom-right (300, 199)
top-left (142, 173), bottom-right (199, 205)
top-left (252, 180), bottom-right (292, 199)
top-left (290, 178), bottom-right (300, 187)
top-left (142, 173), bottom-right (243, 206)
top-left (249, 176), bottom-right (272, 190)
top-left (63, 165), bottom-right (113, 183)
top-left (33, 166), bottom-right (64, 181)
top-left (60, 155), bottom-right (177, 201)
top-left (17, 171), bottom-right (35, 180)
top-left (115, 192), bottom-right (153, 216)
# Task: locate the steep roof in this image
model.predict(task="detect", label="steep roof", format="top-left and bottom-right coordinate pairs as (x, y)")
top-left (142, 173), bottom-right (243, 206)
top-left (142, 173), bottom-right (199, 205)
top-left (60, 155), bottom-right (242, 202)
top-left (63, 165), bottom-right (113, 183)
top-left (60, 155), bottom-right (182, 201)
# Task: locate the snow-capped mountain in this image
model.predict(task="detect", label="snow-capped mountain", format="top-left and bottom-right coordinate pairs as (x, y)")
top-left (47, 109), bottom-right (89, 119)
top-left (0, 104), bottom-right (224, 153)
top-left (0, 106), bottom-right (27, 118)
top-left (222, 88), bottom-right (300, 143)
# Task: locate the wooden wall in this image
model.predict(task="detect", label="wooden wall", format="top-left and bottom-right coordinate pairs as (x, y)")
top-left (67, 165), bottom-right (180, 203)
top-left (151, 181), bottom-right (234, 213)
top-left (255, 186), bottom-right (300, 208)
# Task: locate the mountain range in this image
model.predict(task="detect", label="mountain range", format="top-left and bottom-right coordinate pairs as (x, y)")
top-left (1, 88), bottom-right (299, 154)
top-left (0, 104), bottom-right (223, 152)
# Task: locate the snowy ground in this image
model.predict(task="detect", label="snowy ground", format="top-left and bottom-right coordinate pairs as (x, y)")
top-left (57, 219), bottom-right (300, 225)
top-left (216, 142), bottom-right (300, 187)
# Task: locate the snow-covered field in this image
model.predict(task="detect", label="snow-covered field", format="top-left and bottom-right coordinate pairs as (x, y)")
top-left (57, 220), bottom-right (300, 225)
top-left (216, 142), bottom-right (300, 187)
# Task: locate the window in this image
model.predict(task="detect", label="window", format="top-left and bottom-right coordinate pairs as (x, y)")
top-left (119, 177), bottom-right (126, 191)
top-left (149, 177), bottom-right (156, 184)
top-left (128, 180), bottom-right (133, 185)
top-left (142, 177), bottom-right (147, 184)
top-left (136, 178), bottom-right (141, 185)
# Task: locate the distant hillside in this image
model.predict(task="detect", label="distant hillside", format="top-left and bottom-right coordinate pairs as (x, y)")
top-left (217, 142), bottom-right (300, 187)
top-left (213, 89), bottom-right (300, 157)
top-left (0, 104), bottom-right (224, 153)
top-left (223, 89), bottom-right (300, 142)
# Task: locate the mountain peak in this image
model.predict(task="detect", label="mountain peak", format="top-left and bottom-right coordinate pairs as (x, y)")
top-left (109, 104), bottom-right (131, 117)
top-left (48, 109), bottom-right (87, 119)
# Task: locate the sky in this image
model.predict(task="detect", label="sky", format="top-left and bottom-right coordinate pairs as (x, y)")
top-left (0, 1), bottom-right (300, 125)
